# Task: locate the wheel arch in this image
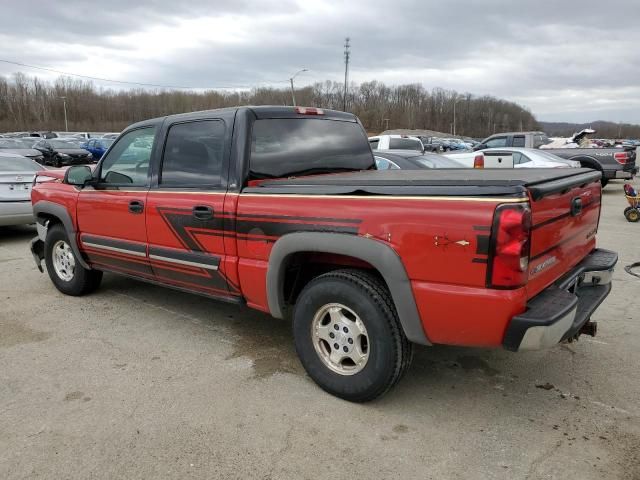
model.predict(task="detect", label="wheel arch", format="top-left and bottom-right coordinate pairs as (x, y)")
top-left (566, 155), bottom-right (603, 171)
top-left (266, 232), bottom-right (430, 345)
top-left (33, 200), bottom-right (91, 270)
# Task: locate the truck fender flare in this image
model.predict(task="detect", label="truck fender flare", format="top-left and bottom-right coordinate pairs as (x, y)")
top-left (567, 155), bottom-right (602, 171)
top-left (33, 200), bottom-right (91, 270)
top-left (266, 232), bottom-right (430, 345)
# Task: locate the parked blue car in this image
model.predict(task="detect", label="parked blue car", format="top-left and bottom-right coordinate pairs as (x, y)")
top-left (81, 138), bottom-right (114, 160)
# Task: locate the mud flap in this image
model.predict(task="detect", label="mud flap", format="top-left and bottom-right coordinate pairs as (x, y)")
top-left (30, 237), bottom-right (44, 273)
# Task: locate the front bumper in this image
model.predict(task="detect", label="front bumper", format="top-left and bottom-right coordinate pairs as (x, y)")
top-left (0, 201), bottom-right (34, 226)
top-left (503, 248), bottom-right (617, 351)
top-left (615, 166), bottom-right (637, 179)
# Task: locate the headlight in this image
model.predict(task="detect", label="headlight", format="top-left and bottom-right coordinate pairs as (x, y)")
top-left (58, 153), bottom-right (70, 158)
top-left (86, 153), bottom-right (93, 159)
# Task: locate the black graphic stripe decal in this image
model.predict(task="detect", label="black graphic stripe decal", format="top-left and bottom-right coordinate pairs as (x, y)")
top-left (81, 234), bottom-right (147, 257)
top-left (235, 220), bottom-right (359, 238)
top-left (234, 213), bottom-right (362, 224)
top-left (148, 246), bottom-right (221, 270)
top-left (475, 235), bottom-right (490, 255)
top-left (86, 252), bottom-right (154, 276)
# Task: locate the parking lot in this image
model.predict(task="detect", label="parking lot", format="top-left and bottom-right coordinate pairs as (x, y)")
top-left (0, 181), bottom-right (638, 479)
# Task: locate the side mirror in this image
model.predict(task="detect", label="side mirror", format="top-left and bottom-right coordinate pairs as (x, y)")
top-left (64, 165), bottom-right (93, 187)
top-left (473, 143), bottom-right (488, 151)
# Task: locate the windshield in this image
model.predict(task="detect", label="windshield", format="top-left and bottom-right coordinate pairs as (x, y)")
top-left (99, 139), bottom-right (115, 147)
top-left (531, 150), bottom-right (565, 163)
top-left (413, 155), bottom-right (464, 169)
top-left (0, 139), bottom-right (26, 149)
top-left (250, 118), bottom-right (374, 180)
top-left (0, 156), bottom-right (42, 172)
top-left (49, 140), bottom-right (77, 148)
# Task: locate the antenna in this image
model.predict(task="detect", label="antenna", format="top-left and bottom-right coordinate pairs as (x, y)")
top-left (343, 37), bottom-right (350, 112)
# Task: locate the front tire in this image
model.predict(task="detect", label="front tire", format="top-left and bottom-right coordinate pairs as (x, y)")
top-left (293, 269), bottom-right (412, 402)
top-left (44, 224), bottom-right (102, 295)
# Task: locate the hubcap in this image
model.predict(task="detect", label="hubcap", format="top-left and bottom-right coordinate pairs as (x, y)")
top-left (52, 240), bottom-right (75, 281)
top-left (311, 303), bottom-right (369, 375)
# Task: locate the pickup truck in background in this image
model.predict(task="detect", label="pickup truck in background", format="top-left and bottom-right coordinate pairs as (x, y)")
top-left (29, 106), bottom-right (617, 402)
top-left (475, 131), bottom-right (637, 186)
top-left (368, 134), bottom-right (424, 152)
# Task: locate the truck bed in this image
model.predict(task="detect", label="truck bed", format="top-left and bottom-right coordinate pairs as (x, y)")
top-left (246, 168), bottom-right (601, 199)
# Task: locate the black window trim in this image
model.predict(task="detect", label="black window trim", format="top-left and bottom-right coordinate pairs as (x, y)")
top-left (95, 125), bottom-right (157, 189)
top-left (155, 118), bottom-right (228, 191)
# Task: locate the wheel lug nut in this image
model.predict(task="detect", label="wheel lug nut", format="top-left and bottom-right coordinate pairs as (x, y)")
top-left (333, 325), bottom-right (339, 330)
top-left (348, 338), bottom-right (353, 344)
top-left (329, 332), bottom-right (335, 339)
top-left (343, 346), bottom-right (348, 352)
top-left (343, 327), bottom-right (348, 333)
top-left (333, 343), bottom-right (339, 350)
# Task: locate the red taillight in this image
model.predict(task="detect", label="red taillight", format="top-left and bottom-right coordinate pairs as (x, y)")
top-left (473, 155), bottom-right (484, 169)
top-left (487, 205), bottom-right (531, 288)
top-left (614, 152), bottom-right (628, 164)
top-left (295, 106), bottom-right (324, 115)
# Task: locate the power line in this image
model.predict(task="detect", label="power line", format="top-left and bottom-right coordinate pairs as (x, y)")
top-left (0, 58), bottom-right (287, 90)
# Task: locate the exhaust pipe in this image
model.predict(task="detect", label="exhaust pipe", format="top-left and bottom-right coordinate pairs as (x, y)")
top-left (580, 321), bottom-right (598, 337)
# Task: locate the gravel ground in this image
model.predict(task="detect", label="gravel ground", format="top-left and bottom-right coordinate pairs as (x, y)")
top-left (1, 180), bottom-right (639, 480)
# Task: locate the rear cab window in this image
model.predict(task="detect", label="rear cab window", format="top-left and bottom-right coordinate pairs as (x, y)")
top-left (249, 118), bottom-right (374, 180)
top-left (389, 138), bottom-right (422, 151)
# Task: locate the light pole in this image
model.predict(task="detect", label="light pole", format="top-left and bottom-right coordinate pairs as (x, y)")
top-left (453, 97), bottom-right (465, 137)
top-left (59, 96), bottom-right (68, 132)
top-left (289, 69), bottom-right (308, 106)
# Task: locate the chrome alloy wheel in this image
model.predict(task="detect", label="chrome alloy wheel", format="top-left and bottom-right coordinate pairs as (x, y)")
top-left (52, 240), bottom-right (75, 281)
top-left (311, 303), bottom-right (369, 375)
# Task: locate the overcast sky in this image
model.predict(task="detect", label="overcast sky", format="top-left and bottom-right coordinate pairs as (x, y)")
top-left (1, 0), bottom-right (639, 123)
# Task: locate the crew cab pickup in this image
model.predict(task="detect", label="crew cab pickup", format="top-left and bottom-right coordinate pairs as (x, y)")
top-left (475, 131), bottom-right (637, 186)
top-left (29, 106), bottom-right (617, 402)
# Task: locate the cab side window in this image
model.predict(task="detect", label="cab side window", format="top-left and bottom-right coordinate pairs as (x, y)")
top-left (160, 120), bottom-right (226, 187)
top-left (512, 136), bottom-right (526, 147)
top-left (100, 127), bottom-right (155, 185)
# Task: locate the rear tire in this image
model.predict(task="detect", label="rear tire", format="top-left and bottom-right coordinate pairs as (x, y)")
top-left (625, 208), bottom-right (640, 222)
top-left (292, 269), bottom-right (412, 402)
top-left (44, 224), bottom-right (102, 295)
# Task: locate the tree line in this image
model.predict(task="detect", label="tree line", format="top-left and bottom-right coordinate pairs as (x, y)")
top-left (0, 73), bottom-right (539, 137)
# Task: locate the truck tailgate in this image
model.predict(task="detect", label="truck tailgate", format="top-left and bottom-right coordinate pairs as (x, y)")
top-left (526, 172), bottom-right (602, 299)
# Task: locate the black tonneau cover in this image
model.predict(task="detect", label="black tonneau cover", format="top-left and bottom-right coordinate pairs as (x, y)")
top-left (243, 168), bottom-right (601, 199)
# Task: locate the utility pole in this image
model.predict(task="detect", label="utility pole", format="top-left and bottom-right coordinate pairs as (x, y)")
top-left (60, 96), bottom-right (68, 131)
top-left (343, 37), bottom-right (350, 112)
top-left (383, 118), bottom-right (390, 130)
top-left (289, 68), bottom-right (307, 106)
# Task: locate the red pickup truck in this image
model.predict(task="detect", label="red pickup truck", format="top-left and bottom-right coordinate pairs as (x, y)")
top-left (29, 106), bottom-right (617, 402)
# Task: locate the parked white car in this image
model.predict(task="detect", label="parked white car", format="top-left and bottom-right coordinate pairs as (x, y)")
top-left (0, 152), bottom-right (44, 226)
top-left (368, 135), bottom-right (424, 152)
top-left (444, 147), bottom-right (579, 169)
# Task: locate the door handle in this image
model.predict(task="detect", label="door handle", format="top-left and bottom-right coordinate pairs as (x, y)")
top-left (128, 200), bottom-right (144, 214)
top-left (193, 205), bottom-right (213, 220)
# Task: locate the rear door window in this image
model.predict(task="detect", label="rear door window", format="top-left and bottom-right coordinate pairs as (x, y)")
top-left (512, 135), bottom-right (526, 147)
top-left (160, 120), bottom-right (226, 187)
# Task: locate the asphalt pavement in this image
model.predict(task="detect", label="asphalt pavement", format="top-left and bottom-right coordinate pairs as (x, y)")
top-left (1, 181), bottom-right (639, 480)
